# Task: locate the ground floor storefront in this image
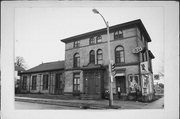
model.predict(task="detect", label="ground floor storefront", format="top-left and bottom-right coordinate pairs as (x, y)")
top-left (19, 65), bottom-right (154, 102)
top-left (63, 64), bottom-right (155, 102)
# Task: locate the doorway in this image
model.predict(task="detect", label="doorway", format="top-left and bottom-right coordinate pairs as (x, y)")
top-left (116, 76), bottom-right (126, 93)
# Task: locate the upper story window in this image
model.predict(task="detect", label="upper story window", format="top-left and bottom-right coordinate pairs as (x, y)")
top-left (89, 37), bottom-right (95, 45)
top-left (74, 53), bottom-right (80, 68)
top-left (89, 50), bottom-right (95, 64)
top-left (74, 40), bottom-right (80, 48)
top-left (43, 74), bottom-right (49, 90)
top-left (114, 29), bottom-right (123, 40)
top-left (97, 49), bottom-right (103, 65)
top-left (96, 35), bottom-right (102, 43)
top-left (115, 46), bottom-right (125, 64)
top-left (32, 75), bottom-right (37, 90)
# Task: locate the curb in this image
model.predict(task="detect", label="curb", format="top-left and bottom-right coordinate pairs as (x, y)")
top-left (15, 98), bottom-right (114, 109)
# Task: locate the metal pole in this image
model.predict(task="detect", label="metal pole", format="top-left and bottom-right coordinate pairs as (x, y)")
top-left (107, 22), bottom-right (113, 107)
top-left (92, 9), bottom-right (113, 107)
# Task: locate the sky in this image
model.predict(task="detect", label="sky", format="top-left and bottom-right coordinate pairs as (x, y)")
top-left (15, 6), bottom-right (164, 77)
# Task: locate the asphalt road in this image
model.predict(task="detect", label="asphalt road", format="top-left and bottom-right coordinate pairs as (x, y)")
top-left (15, 101), bottom-right (80, 110)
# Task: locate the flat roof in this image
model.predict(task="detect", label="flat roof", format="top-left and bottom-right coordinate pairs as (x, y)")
top-left (61, 19), bottom-right (151, 43)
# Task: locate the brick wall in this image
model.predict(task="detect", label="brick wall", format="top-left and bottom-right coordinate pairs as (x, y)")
top-left (65, 27), bottom-right (140, 70)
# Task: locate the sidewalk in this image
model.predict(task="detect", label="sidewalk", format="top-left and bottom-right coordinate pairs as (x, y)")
top-left (15, 96), bottom-right (164, 109)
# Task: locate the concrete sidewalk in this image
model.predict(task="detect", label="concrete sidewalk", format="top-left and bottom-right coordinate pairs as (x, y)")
top-left (14, 96), bottom-right (164, 109)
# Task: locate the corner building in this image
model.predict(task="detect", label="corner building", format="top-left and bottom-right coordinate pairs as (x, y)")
top-left (61, 19), bottom-right (155, 101)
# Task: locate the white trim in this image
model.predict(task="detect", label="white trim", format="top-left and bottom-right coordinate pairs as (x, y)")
top-left (115, 73), bottom-right (125, 77)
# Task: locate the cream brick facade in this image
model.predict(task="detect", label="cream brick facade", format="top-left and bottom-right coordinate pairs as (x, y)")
top-left (61, 19), bottom-right (155, 100)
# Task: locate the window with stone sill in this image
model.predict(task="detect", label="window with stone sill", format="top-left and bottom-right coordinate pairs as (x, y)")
top-left (114, 30), bottom-right (123, 40)
top-left (74, 53), bottom-right (80, 68)
top-left (115, 46), bottom-right (125, 64)
top-left (74, 40), bottom-right (80, 48)
top-left (97, 49), bottom-right (103, 65)
top-left (89, 50), bottom-right (95, 64)
top-left (96, 35), bottom-right (102, 43)
top-left (89, 37), bottom-right (95, 45)
top-left (73, 73), bottom-right (80, 93)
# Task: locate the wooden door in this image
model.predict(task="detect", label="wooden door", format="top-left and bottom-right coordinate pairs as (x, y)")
top-left (84, 70), bottom-right (101, 95)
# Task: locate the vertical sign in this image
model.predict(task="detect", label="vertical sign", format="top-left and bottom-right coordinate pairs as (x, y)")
top-left (141, 74), bottom-right (149, 95)
top-left (140, 61), bottom-right (149, 74)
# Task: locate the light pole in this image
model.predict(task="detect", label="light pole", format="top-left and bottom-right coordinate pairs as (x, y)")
top-left (92, 9), bottom-right (113, 107)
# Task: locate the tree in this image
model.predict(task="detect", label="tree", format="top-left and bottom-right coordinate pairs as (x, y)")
top-left (15, 56), bottom-right (27, 69)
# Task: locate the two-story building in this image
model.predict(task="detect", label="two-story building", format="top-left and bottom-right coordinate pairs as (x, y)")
top-left (61, 19), bottom-right (155, 101)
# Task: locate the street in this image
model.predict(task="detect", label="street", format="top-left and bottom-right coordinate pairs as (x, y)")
top-left (15, 101), bottom-right (80, 110)
top-left (15, 96), bottom-right (164, 109)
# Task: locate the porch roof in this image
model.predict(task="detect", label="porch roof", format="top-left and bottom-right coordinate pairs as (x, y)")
top-left (82, 63), bottom-right (106, 70)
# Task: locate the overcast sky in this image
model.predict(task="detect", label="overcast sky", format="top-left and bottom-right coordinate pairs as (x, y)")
top-left (15, 6), bottom-right (164, 75)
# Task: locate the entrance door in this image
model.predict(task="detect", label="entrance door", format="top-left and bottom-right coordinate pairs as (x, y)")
top-left (84, 70), bottom-right (101, 95)
top-left (55, 73), bottom-right (62, 94)
top-left (116, 76), bottom-right (126, 93)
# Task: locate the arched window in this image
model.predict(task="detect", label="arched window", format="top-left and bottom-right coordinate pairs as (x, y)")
top-left (89, 50), bottom-right (95, 64)
top-left (97, 49), bottom-right (103, 64)
top-left (74, 53), bottom-right (80, 68)
top-left (96, 35), bottom-right (102, 43)
top-left (115, 46), bottom-right (125, 64)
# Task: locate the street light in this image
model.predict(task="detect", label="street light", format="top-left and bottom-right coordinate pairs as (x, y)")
top-left (92, 8), bottom-right (113, 107)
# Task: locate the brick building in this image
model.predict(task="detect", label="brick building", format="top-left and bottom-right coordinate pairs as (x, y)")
top-left (19, 19), bottom-right (155, 101)
top-left (20, 61), bottom-right (65, 94)
top-left (61, 19), bottom-right (155, 101)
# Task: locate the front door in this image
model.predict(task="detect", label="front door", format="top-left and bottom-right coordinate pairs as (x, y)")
top-left (116, 76), bottom-right (126, 93)
top-left (84, 70), bottom-right (102, 95)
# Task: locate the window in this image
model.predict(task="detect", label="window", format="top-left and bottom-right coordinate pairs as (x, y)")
top-left (89, 50), bottom-right (95, 64)
top-left (96, 35), bottom-right (102, 43)
top-left (74, 40), bottom-right (80, 48)
top-left (22, 76), bottom-right (27, 90)
top-left (142, 52), bottom-right (147, 62)
top-left (74, 53), bottom-right (80, 68)
top-left (97, 49), bottom-right (103, 64)
top-left (55, 73), bottom-right (62, 90)
top-left (43, 74), bottom-right (49, 90)
top-left (89, 37), bottom-right (95, 45)
top-left (73, 73), bottom-right (80, 92)
top-left (134, 75), bottom-right (139, 85)
top-left (32, 75), bottom-right (37, 90)
top-left (114, 30), bottom-right (123, 40)
top-left (115, 46), bottom-right (125, 64)
top-left (129, 75), bottom-right (139, 93)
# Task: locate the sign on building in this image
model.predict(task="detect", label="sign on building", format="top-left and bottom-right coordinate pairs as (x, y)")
top-left (140, 61), bottom-right (149, 74)
top-left (132, 47), bottom-right (143, 54)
